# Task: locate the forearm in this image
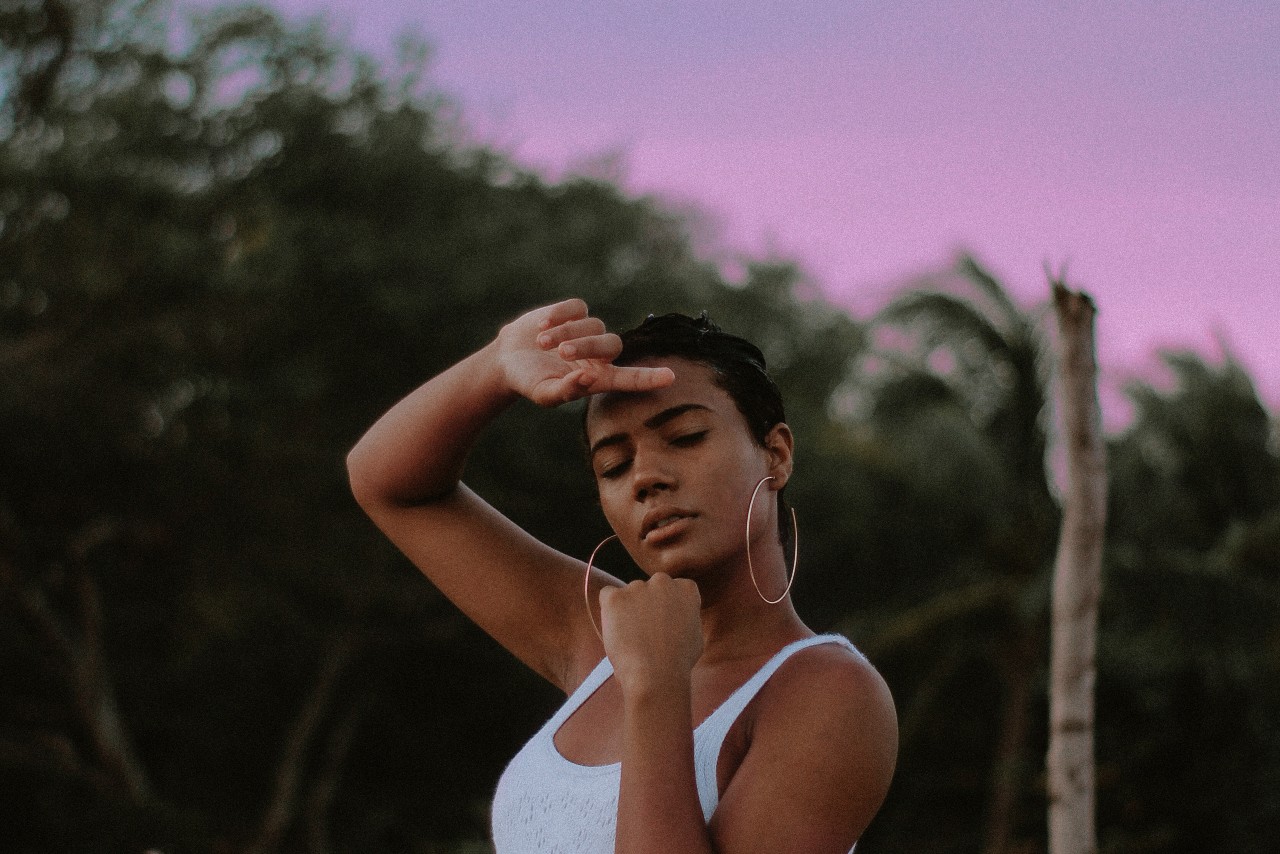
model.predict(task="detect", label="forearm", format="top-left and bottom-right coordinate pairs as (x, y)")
top-left (615, 678), bottom-right (716, 854)
top-left (346, 339), bottom-right (515, 505)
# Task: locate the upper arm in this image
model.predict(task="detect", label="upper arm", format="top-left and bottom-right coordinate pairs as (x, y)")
top-left (354, 483), bottom-right (616, 691)
top-left (709, 647), bottom-right (898, 853)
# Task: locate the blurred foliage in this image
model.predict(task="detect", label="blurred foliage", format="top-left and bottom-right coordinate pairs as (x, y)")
top-left (1, 2), bottom-right (1276, 853)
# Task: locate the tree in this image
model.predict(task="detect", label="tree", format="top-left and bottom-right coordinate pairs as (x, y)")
top-left (846, 261), bottom-right (1280, 854)
top-left (844, 254), bottom-right (1058, 854)
top-left (1046, 282), bottom-right (1106, 854)
top-left (0, 2), bottom-right (868, 851)
top-left (1096, 349), bottom-right (1280, 854)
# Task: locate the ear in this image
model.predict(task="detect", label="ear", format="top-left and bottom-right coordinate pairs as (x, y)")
top-left (763, 423), bottom-right (794, 488)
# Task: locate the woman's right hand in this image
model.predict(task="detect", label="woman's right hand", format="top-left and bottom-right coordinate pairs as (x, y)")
top-left (495, 298), bottom-right (675, 407)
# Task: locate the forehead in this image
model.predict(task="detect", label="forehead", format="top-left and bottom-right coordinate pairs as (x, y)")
top-left (585, 357), bottom-right (733, 437)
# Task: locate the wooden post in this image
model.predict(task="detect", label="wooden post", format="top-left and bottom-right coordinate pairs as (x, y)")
top-left (1047, 282), bottom-right (1107, 854)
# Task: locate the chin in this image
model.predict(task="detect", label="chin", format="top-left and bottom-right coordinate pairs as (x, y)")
top-left (644, 546), bottom-right (723, 582)
top-left (637, 549), bottom-right (693, 579)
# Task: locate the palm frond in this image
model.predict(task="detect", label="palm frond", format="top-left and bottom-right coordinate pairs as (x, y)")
top-left (869, 371), bottom-right (963, 423)
top-left (876, 290), bottom-right (1010, 358)
top-left (957, 254), bottom-right (1031, 339)
top-left (845, 578), bottom-right (1021, 658)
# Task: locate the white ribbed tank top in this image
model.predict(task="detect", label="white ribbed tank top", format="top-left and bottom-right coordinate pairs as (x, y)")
top-left (490, 633), bottom-right (860, 853)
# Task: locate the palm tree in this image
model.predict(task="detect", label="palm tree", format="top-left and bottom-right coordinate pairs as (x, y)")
top-left (1097, 349), bottom-right (1280, 853)
top-left (844, 254), bottom-right (1058, 854)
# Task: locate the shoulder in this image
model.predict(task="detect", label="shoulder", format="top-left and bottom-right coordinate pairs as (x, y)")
top-left (711, 638), bottom-right (898, 849)
top-left (754, 640), bottom-right (898, 815)
top-left (758, 638), bottom-right (896, 744)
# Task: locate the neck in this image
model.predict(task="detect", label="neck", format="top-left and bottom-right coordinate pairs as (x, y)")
top-left (694, 541), bottom-right (810, 665)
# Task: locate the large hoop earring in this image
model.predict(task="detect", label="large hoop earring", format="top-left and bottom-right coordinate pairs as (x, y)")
top-left (746, 476), bottom-right (798, 604)
top-left (584, 534), bottom-right (618, 645)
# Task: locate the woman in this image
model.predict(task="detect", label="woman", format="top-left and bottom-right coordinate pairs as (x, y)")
top-left (346, 298), bottom-right (897, 853)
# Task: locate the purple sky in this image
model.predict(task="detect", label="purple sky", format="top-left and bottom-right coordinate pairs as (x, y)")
top-left (202, 0), bottom-right (1280, 420)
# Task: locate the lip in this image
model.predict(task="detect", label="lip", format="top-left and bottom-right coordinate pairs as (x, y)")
top-left (640, 507), bottom-right (696, 542)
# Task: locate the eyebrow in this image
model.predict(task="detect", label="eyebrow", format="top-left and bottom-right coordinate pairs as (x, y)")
top-left (588, 403), bottom-right (712, 457)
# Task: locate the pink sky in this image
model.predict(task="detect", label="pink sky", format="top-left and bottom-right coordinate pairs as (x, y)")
top-left (200, 0), bottom-right (1280, 420)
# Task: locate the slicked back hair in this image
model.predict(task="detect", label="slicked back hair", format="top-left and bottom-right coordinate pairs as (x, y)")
top-left (614, 312), bottom-right (785, 446)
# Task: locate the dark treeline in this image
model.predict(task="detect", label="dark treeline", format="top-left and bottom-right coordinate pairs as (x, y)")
top-left (1, 2), bottom-right (1277, 852)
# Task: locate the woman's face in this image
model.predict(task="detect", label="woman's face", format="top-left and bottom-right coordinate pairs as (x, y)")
top-left (584, 357), bottom-right (791, 581)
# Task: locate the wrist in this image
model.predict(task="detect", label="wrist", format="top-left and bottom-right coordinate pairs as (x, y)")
top-left (617, 666), bottom-right (692, 710)
top-left (472, 337), bottom-right (522, 407)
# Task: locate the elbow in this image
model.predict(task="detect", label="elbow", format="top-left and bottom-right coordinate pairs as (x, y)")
top-left (345, 441), bottom-right (454, 510)
top-left (345, 442), bottom-right (382, 510)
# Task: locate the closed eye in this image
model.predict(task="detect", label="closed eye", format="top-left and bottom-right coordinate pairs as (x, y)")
top-left (670, 430), bottom-right (708, 447)
top-left (597, 458), bottom-right (631, 480)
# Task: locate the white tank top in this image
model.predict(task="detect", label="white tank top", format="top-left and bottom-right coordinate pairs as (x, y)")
top-left (490, 633), bottom-right (860, 853)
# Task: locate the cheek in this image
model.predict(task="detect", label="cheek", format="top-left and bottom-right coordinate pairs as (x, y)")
top-left (702, 443), bottom-right (769, 495)
top-left (596, 483), bottom-right (630, 529)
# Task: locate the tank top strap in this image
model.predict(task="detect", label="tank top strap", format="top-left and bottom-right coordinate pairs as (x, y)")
top-left (692, 633), bottom-right (861, 817)
top-left (707, 633), bottom-right (859, 731)
top-left (544, 655), bottom-right (614, 732)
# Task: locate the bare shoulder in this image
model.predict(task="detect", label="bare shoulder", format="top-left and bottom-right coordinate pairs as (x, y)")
top-left (758, 640), bottom-right (897, 759)
top-left (710, 638), bottom-right (897, 851)
top-left (766, 640), bottom-right (894, 716)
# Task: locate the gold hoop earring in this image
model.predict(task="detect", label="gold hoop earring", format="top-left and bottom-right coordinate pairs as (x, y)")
top-left (584, 534), bottom-right (618, 645)
top-left (746, 475), bottom-right (798, 604)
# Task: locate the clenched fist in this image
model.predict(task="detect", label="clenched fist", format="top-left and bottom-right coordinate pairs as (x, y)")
top-left (599, 573), bottom-right (704, 695)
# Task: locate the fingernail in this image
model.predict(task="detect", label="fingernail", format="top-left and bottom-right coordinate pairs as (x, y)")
top-left (561, 344), bottom-right (577, 357)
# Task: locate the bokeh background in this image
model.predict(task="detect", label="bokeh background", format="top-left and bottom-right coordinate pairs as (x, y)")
top-left (1, 1), bottom-right (1277, 853)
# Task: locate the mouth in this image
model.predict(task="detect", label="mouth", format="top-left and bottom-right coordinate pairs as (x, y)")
top-left (641, 510), bottom-right (695, 542)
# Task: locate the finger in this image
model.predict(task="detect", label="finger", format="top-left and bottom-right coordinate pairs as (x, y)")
top-left (530, 370), bottom-right (592, 406)
top-left (557, 332), bottom-right (622, 361)
top-left (537, 298), bottom-right (589, 331)
top-left (586, 364), bottom-right (675, 393)
top-left (536, 317), bottom-right (606, 349)
top-left (672, 577), bottom-right (702, 604)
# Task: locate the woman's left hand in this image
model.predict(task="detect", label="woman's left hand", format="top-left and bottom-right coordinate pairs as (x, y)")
top-left (599, 574), bottom-right (704, 694)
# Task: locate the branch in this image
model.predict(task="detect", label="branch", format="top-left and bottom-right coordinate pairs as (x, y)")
top-left (242, 630), bottom-right (361, 854)
top-left (844, 578), bottom-right (1019, 659)
top-left (8, 569), bottom-right (154, 803)
top-left (0, 733), bottom-right (118, 798)
top-left (302, 694), bottom-right (371, 854)
top-left (981, 635), bottom-right (1038, 854)
top-left (896, 649), bottom-right (963, 749)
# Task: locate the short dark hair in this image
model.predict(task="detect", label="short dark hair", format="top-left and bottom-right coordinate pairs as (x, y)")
top-left (613, 311), bottom-right (786, 446)
top-left (596, 311), bottom-right (793, 549)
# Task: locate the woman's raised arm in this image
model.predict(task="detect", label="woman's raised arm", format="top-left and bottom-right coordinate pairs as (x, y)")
top-left (346, 299), bottom-right (672, 691)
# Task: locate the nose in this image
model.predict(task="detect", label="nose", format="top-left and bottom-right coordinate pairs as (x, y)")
top-left (631, 449), bottom-right (674, 503)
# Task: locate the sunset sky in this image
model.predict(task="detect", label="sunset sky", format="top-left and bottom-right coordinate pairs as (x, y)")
top-left (197, 0), bottom-right (1280, 418)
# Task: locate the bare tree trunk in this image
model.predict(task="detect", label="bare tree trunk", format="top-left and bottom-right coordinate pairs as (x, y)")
top-left (981, 635), bottom-right (1037, 854)
top-left (3, 556), bottom-right (154, 804)
top-left (242, 630), bottom-right (359, 854)
top-left (1046, 282), bottom-right (1107, 854)
top-left (302, 695), bottom-right (370, 854)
